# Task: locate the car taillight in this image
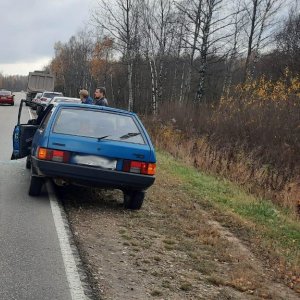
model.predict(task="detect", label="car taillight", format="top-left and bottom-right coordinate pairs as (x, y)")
top-left (40, 97), bottom-right (47, 102)
top-left (37, 147), bottom-right (70, 163)
top-left (123, 160), bottom-right (156, 175)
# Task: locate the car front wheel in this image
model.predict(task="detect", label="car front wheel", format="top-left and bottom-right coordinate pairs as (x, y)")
top-left (123, 191), bottom-right (145, 210)
top-left (28, 175), bottom-right (44, 196)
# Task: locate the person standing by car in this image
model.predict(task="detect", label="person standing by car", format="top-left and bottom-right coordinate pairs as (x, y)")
top-left (79, 89), bottom-right (93, 104)
top-left (94, 87), bottom-right (108, 106)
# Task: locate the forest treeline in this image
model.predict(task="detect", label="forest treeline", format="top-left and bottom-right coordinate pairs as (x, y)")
top-left (48, 0), bottom-right (299, 110)
top-left (0, 74), bottom-right (27, 92)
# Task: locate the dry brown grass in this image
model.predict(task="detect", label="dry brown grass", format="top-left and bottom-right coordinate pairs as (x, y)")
top-left (62, 152), bottom-right (300, 299)
top-left (144, 104), bottom-right (300, 212)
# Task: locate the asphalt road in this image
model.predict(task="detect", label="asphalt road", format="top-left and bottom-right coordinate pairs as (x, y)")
top-left (0, 93), bottom-right (72, 300)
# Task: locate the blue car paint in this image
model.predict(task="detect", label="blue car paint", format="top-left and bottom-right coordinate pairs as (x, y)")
top-left (12, 125), bottom-right (20, 157)
top-left (31, 103), bottom-right (156, 168)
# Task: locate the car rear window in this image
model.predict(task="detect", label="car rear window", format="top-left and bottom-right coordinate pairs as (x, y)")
top-left (53, 108), bottom-right (145, 144)
top-left (0, 91), bottom-right (11, 96)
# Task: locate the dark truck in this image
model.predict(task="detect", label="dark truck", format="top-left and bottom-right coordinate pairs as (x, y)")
top-left (26, 71), bottom-right (55, 106)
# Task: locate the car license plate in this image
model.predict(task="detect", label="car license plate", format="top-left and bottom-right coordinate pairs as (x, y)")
top-left (72, 155), bottom-right (117, 169)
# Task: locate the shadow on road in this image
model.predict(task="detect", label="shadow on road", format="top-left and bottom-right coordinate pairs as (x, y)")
top-left (55, 184), bottom-right (125, 212)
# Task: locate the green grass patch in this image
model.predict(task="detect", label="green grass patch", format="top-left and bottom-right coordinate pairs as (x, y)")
top-left (157, 151), bottom-right (300, 266)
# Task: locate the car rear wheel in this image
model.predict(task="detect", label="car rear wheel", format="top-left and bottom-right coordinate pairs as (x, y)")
top-left (28, 175), bottom-right (44, 196)
top-left (11, 102), bottom-right (14, 106)
top-left (123, 191), bottom-right (145, 210)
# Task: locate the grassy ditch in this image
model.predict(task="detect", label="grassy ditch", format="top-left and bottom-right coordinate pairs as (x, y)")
top-left (156, 150), bottom-right (300, 281)
top-left (63, 149), bottom-right (300, 297)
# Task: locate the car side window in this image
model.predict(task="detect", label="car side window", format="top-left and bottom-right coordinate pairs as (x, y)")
top-left (39, 111), bottom-right (52, 131)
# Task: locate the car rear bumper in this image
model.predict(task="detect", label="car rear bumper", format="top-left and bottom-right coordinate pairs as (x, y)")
top-left (0, 99), bottom-right (14, 104)
top-left (31, 157), bottom-right (155, 191)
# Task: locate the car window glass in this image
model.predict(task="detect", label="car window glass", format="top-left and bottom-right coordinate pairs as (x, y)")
top-left (53, 108), bottom-right (145, 144)
top-left (39, 110), bottom-right (52, 130)
top-left (0, 91), bottom-right (11, 96)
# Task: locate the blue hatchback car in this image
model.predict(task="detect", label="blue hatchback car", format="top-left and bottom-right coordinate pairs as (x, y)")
top-left (12, 100), bottom-right (156, 209)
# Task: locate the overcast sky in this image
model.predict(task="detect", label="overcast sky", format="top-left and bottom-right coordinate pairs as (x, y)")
top-left (0, 0), bottom-right (96, 76)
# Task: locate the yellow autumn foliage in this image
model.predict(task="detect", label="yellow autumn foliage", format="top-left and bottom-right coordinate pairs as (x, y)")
top-left (221, 68), bottom-right (300, 106)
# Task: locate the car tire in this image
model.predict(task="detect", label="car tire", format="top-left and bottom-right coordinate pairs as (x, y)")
top-left (26, 156), bottom-right (31, 169)
top-left (11, 102), bottom-right (14, 106)
top-left (28, 175), bottom-right (44, 196)
top-left (123, 191), bottom-right (145, 210)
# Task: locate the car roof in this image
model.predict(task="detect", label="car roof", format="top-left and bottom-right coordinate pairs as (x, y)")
top-left (54, 103), bottom-right (137, 116)
top-left (52, 96), bottom-right (81, 101)
top-left (0, 90), bottom-right (12, 94)
top-left (42, 91), bottom-right (63, 94)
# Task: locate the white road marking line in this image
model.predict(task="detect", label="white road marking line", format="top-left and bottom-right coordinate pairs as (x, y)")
top-left (47, 181), bottom-right (87, 300)
top-left (28, 107), bottom-right (34, 119)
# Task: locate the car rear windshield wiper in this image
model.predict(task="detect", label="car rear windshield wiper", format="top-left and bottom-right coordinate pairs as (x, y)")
top-left (97, 135), bottom-right (110, 141)
top-left (120, 132), bottom-right (141, 139)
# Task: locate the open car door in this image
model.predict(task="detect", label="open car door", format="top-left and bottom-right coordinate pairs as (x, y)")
top-left (11, 99), bottom-right (40, 159)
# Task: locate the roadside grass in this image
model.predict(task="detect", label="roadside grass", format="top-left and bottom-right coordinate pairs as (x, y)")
top-left (62, 149), bottom-right (300, 297)
top-left (157, 150), bottom-right (300, 275)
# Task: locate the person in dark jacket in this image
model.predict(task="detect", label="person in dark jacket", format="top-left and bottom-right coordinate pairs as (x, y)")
top-left (79, 89), bottom-right (93, 104)
top-left (94, 87), bottom-right (108, 106)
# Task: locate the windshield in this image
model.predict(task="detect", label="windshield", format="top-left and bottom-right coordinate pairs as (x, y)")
top-left (53, 108), bottom-right (145, 144)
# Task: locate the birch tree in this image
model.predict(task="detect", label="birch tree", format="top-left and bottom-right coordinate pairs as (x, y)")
top-left (177, 0), bottom-right (233, 103)
top-left (242, 0), bottom-right (282, 81)
top-left (140, 0), bottom-right (176, 114)
top-left (93, 0), bottom-right (140, 111)
top-left (222, 0), bottom-right (246, 96)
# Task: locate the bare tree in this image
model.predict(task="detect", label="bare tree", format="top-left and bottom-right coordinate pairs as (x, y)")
top-left (176, 0), bottom-right (234, 102)
top-left (275, 8), bottom-right (300, 74)
top-left (92, 0), bottom-right (141, 111)
top-left (140, 0), bottom-right (176, 114)
top-left (222, 0), bottom-right (246, 96)
top-left (50, 32), bottom-right (94, 96)
top-left (243, 0), bottom-right (282, 81)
